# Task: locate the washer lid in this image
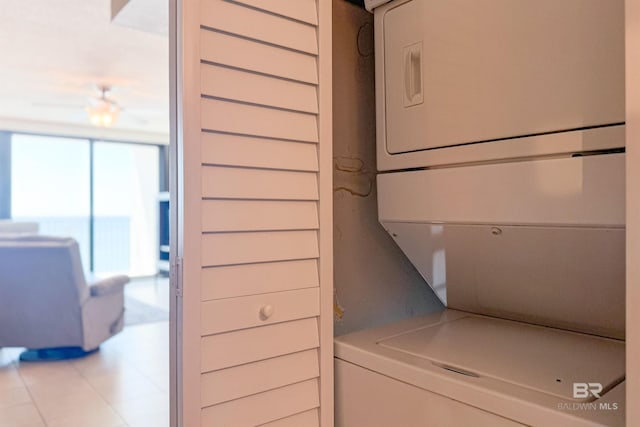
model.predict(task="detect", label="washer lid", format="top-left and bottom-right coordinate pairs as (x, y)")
top-left (378, 315), bottom-right (625, 401)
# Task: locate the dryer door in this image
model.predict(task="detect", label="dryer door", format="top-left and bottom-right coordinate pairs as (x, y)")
top-left (381, 0), bottom-right (624, 155)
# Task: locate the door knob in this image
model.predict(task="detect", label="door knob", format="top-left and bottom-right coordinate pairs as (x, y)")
top-left (260, 305), bottom-right (274, 320)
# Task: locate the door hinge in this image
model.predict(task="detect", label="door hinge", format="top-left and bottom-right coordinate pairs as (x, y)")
top-left (171, 256), bottom-right (183, 298)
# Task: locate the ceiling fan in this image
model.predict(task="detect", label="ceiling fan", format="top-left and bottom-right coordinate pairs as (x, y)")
top-left (86, 85), bottom-right (121, 127)
top-left (32, 84), bottom-right (147, 128)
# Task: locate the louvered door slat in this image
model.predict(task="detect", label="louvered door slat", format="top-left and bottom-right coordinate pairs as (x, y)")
top-left (201, 29), bottom-right (318, 84)
top-left (202, 0), bottom-right (318, 54)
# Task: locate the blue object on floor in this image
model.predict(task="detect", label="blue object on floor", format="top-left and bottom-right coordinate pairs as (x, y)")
top-left (19, 346), bottom-right (99, 362)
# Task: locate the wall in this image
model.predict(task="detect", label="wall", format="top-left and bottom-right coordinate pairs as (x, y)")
top-left (332, 0), bottom-right (442, 336)
top-left (626, 0), bottom-right (640, 424)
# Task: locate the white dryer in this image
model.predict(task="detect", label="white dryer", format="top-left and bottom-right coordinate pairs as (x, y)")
top-left (335, 0), bottom-right (626, 425)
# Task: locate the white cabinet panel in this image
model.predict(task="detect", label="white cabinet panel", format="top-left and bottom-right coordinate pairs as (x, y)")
top-left (335, 359), bottom-right (523, 427)
top-left (378, 153), bottom-right (625, 226)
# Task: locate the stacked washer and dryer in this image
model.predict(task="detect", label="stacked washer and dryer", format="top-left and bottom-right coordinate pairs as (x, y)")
top-left (334, 0), bottom-right (626, 426)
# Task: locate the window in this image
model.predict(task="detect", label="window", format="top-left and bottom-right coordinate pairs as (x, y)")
top-left (93, 142), bottom-right (159, 276)
top-left (8, 133), bottom-right (162, 277)
top-left (11, 134), bottom-right (91, 265)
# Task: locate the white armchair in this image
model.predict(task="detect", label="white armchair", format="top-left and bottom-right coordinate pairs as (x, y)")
top-left (0, 235), bottom-right (129, 360)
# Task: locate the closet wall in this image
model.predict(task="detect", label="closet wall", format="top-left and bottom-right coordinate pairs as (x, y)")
top-left (332, 0), bottom-right (442, 336)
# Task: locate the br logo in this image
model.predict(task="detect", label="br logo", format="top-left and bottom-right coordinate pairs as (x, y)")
top-left (573, 383), bottom-right (603, 399)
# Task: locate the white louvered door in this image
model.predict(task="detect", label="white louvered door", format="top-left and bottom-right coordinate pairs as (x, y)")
top-left (171, 0), bottom-right (333, 426)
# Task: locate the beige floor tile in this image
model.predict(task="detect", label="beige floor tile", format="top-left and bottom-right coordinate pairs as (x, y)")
top-left (129, 359), bottom-right (169, 380)
top-left (126, 277), bottom-right (170, 311)
top-left (75, 360), bottom-right (141, 383)
top-left (71, 350), bottom-right (131, 377)
top-left (108, 338), bottom-right (167, 358)
top-left (111, 393), bottom-right (170, 427)
top-left (0, 384), bottom-right (33, 409)
top-left (30, 385), bottom-right (111, 421)
top-left (85, 365), bottom-right (164, 406)
top-left (85, 366), bottom-right (151, 387)
top-left (0, 364), bottom-right (25, 392)
top-left (119, 406), bottom-right (169, 427)
top-left (16, 360), bottom-right (80, 385)
top-left (42, 401), bottom-right (125, 427)
top-left (26, 374), bottom-right (94, 402)
top-left (109, 390), bottom-right (169, 416)
top-left (147, 372), bottom-right (170, 392)
top-left (0, 402), bottom-right (45, 427)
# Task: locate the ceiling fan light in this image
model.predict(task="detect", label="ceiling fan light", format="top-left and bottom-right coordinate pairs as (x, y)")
top-left (109, 107), bottom-right (120, 124)
top-left (86, 102), bottom-right (120, 128)
top-left (89, 112), bottom-right (102, 126)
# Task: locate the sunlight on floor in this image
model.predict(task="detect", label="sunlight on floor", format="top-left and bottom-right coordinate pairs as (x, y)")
top-left (127, 276), bottom-right (170, 311)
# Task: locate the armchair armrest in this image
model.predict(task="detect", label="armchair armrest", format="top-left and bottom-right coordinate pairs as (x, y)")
top-left (89, 275), bottom-right (130, 297)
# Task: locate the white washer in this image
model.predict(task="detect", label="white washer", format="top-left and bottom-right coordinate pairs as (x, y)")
top-left (335, 310), bottom-right (625, 427)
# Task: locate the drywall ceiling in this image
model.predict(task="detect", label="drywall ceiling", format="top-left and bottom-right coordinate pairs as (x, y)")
top-left (112, 0), bottom-right (169, 36)
top-left (0, 0), bottom-right (169, 141)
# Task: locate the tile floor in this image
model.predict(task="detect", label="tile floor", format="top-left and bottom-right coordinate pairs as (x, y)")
top-left (125, 277), bottom-right (170, 312)
top-left (0, 278), bottom-right (170, 427)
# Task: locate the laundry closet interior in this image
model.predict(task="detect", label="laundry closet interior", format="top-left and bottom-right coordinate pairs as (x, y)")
top-left (331, 1), bottom-right (627, 426)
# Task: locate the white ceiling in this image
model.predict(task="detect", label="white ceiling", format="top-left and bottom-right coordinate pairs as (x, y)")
top-left (0, 0), bottom-right (169, 141)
